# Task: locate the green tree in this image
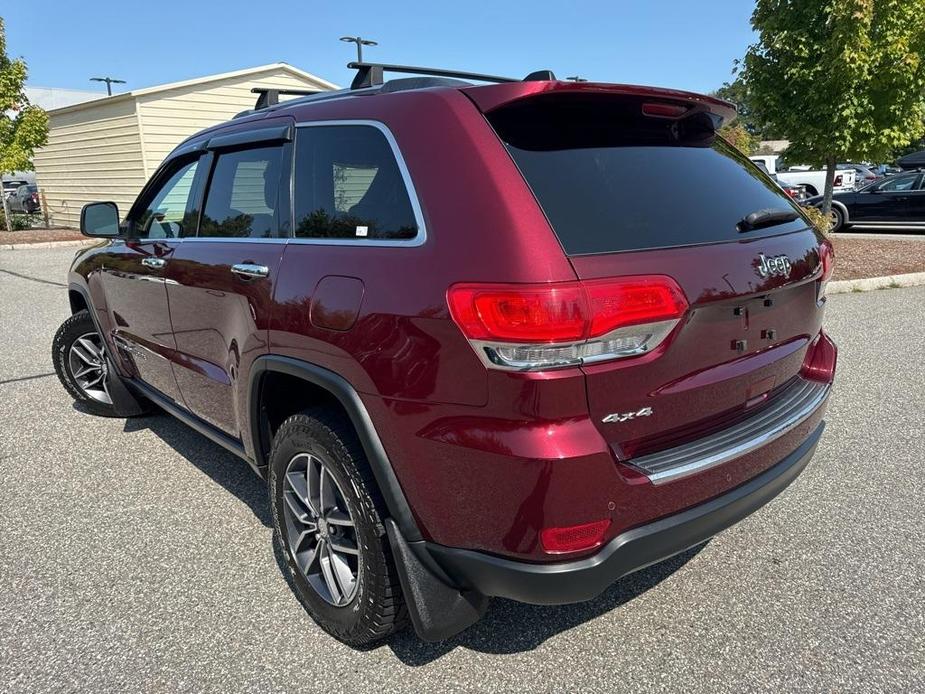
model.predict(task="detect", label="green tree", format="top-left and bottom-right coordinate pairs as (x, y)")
top-left (713, 76), bottom-right (780, 140)
top-left (0, 16), bottom-right (48, 232)
top-left (743, 0), bottom-right (925, 215)
top-left (718, 120), bottom-right (759, 154)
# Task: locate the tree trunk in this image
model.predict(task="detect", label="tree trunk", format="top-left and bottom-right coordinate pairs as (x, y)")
top-left (821, 154), bottom-right (837, 218)
top-left (1, 189), bottom-right (12, 233)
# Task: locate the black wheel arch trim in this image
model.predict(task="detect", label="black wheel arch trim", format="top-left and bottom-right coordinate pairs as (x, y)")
top-left (248, 354), bottom-right (423, 543)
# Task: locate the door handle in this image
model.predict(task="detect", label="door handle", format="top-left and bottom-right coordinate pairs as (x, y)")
top-left (231, 263), bottom-right (270, 280)
top-left (141, 257), bottom-right (166, 269)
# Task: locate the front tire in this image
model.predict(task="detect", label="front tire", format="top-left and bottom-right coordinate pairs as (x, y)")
top-left (52, 310), bottom-right (119, 417)
top-left (269, 409), bottom-right (407, 646)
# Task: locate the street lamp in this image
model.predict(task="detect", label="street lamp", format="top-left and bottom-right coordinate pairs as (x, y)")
top-left (90, 77), bottom-right (126, 96)
top-left (339, 36), bottom-right (378, 63)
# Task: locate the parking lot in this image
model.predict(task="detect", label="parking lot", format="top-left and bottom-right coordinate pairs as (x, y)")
top-left (1, 246), bottom-right (922, 693)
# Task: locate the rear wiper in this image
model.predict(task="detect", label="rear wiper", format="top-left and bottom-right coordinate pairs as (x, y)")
top-left (737, 208), bottom-right (800, 232)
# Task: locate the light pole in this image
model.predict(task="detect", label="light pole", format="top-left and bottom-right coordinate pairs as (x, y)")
top-left (339, 36), bottom-right (378, 63)
top-left (90, 77), bottom-right (126, 96)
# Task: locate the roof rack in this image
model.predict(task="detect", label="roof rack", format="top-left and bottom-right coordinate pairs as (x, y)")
top-left (347, 61), bottom-right (556, 90)
top-left (251, 87), bottom-right (323, 110)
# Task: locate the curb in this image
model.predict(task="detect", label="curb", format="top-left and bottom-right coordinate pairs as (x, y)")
top-left (828, 271), bottom-right (925, 294)
top-left (0, 239), bottom-right (96, 251)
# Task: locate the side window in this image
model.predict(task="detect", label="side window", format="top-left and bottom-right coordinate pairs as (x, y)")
top-left (135, 159), bottom-right (199, 239)
top-left (293, 125), bottom-right (419, 240)
top-left (878, 175), bottom-right (918, 192)
top-left (200, 146), bottom-right (284, 238)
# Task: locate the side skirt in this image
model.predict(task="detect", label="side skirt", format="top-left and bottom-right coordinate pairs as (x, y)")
top-left (128, 379), bottom-right (264, 478)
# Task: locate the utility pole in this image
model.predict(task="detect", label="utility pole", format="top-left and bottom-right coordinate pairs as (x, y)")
top-left (339, 36), bottom-right (378, 63)
top-left (90, 76), bottom-right (126, 96)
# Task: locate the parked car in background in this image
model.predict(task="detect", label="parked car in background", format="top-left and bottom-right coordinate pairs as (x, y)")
top-left (775, 167), bottom-right (856, 196)
top-left (897, 149), bottom-right (925, 170)
top-left (806, 170), bottom-right (925, 231)
top-left (52, 63), bottom-right (837, 646)
top-left (752, 160), bottom-right (807, 201)
top-left (2, 179), bottom-right (29, 200)
top-left (838, 163), bottom-right (880, 187)
top-left (747, 157), bottom-right (856, 196)
top-left (8, 184), bottom-right (40, 214)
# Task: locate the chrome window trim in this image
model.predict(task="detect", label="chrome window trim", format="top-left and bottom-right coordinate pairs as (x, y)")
top-left (286, 119), bottom-right (428, 248)
top-left (630, 378), bottom-right (831, 486)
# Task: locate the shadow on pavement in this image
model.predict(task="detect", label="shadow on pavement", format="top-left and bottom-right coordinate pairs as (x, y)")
top-left (116, 409), bottom-right (273, 527)
top-left (384, 543), bottom-right (707, 665)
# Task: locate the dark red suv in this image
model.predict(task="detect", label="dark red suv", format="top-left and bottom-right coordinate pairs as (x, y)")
top-left (53, 62), bottom-right (837, 645)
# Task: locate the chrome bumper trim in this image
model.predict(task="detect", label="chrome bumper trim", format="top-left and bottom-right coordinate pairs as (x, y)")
top-left (630, 378), bottom-right (830, 485)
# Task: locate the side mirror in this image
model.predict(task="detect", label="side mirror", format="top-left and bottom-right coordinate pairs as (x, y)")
top-left (80, 202), bottom-right (121, 237)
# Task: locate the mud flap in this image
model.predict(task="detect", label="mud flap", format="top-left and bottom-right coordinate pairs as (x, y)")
top-left (385, 519), bottom-right (488, 642)
top-left (104, 356), bottom-right (148, 417)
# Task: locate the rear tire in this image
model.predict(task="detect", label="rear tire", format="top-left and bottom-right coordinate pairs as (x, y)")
top-left (268, 408), bottom-right (407, 646)
top-left (52, 310), bottom-right (120, 417)
top-left (828, 205), bottom-right (845, 232)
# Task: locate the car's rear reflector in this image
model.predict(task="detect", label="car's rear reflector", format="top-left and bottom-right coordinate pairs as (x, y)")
top-left (540, 519), bottom-right (611, 554)
top-left (447, 276), bottom-right (688, 371)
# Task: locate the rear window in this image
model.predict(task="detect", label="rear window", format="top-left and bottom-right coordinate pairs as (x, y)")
top-left (488, 95), bottom-right (806, 255)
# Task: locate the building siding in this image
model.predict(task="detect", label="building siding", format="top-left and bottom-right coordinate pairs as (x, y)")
top-left (32, 99), bottom-right (146, 228)
top-left (136, 71), bottom-right (330, 176)
top-left (32, 66), bottom-right (334, 228)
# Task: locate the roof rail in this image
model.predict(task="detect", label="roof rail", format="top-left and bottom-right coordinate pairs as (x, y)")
top-left (251, 87), bottom-right (323, 110)
top-left (347, 61), bottom-right (556, 90)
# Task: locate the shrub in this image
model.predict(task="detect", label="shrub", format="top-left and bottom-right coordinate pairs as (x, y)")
top-left (0, 210), bottom-right (33, 231)
top-left (800, 204), bottom-right (832, 234)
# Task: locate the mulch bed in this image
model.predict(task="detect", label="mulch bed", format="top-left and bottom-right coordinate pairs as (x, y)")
top-left (0, 228), bottom-right (85, 244)
top-left (830, 234), bottom-right (925, 281)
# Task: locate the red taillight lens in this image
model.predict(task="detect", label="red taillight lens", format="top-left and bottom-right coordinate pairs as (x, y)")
top-left (449, 284), bottom-right (586, 342)
top-left (801, 330), bottom-right (838, 383)
top-left (540, 519), bottom-right (611, 554)
top-left (447, 276), bottom-right (688, 344)
top-left (585, 278), bottom-right (688, 337)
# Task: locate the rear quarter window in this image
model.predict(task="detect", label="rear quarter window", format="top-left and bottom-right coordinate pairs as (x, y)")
top-left (489, 94), bottom-right (807, 255)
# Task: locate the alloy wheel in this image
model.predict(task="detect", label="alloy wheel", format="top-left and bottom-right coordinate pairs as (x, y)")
top-left (67, 332), bottom-right (112, 405)
top-left (282, 452), bottom-right (361, 606)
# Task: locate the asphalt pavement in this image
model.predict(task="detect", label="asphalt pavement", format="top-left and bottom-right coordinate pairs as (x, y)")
top-left (0, 246), bottom-right (922, 693)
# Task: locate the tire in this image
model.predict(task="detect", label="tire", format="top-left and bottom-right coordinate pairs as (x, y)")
top-left (828, 205), bottom-right (845, 232)
top-left (269, 408), bottom-right (407, 646)
top-left (52, 310), bottom-right (120, 417)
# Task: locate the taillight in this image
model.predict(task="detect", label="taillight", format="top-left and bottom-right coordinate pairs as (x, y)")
top-left (447, 276), bottom-right (688, 371)
top-left (817, 239), bottom-right (834, 301)
top-left (801, 330), bottom-right (838, 383)
top-left (540, 519), bottom-right (611, 554)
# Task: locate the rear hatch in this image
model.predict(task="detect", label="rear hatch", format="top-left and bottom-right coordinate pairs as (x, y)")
top-left (468, 83), bottom-right (829, 459)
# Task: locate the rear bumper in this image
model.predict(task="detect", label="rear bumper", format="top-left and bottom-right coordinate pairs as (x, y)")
top-left (426, 421), bottom-right (824, 605)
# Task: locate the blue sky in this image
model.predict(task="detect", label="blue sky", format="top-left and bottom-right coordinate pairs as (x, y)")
top-left (5, 1), bottom-right (754, 95)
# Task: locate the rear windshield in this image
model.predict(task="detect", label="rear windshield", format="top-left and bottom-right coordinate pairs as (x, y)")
top-left (488, 95), bottom-right (806, 255)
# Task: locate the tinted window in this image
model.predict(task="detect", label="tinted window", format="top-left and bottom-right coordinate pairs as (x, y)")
top-left (293, 126), bottom-right (418, 240)
top-left (877, 174), bottom-right (919, 192)
top-left (489, 95), bottom-right (805, 255)
top-left (200, 146), bottom-right (284, 238)
top-left (135, 159), bottom-right (199, 239)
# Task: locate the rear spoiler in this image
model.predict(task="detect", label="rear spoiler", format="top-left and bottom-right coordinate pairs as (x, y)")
top-left (463, 81), bottom-right (737, 126)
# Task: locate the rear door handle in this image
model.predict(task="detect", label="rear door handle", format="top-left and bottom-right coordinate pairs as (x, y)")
top-left (231, 263), bottom-right (270, 280)
top-left (141, 257), bottom-right (166, 269)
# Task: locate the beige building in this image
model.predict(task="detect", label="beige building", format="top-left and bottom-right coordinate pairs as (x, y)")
top-left (33, 64), bottom-right (337, 227)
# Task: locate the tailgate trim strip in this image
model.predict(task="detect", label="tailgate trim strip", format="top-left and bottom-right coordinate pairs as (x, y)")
top-left (630, 378), bottom-right (830, 485)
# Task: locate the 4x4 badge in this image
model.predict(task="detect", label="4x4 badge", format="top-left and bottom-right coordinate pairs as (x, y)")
top-left (602, 407), bottom-right (653, 424)
top-left (756, 253), bottom-right (792, 278)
